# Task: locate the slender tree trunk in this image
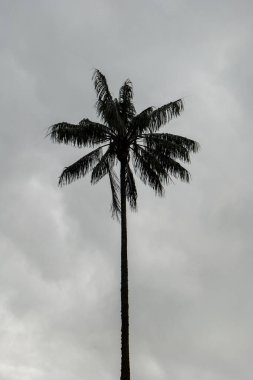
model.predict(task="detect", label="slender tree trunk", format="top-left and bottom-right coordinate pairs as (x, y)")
top-left (120, 159), bottom-right (130, 380)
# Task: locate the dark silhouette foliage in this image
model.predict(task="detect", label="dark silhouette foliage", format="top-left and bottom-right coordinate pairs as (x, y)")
top-left (49, 70), bottom-right (199, 215)
top-left (48, 70), bottom-right (199, 380)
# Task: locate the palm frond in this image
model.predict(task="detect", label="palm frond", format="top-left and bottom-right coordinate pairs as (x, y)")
top-left (91, 147), bottom-right (116, 184)
top-left (118, 79), bottom-right (136, 123)
top-left (130, 107), bottom-right (154, 137)
top-left (139, 139), bottom-right (191, 183)
top-left (148, 99), bottom-right (184, 132)
top-left (125, 164), bottom-right (137, 210)
top-left (93, 69), bottom-right (113, 102)
top-left (146, 133), bottom-right (200, 153)
top-left (108, 167), bottom-right (121, 218)
top-left (159, 154), bottom-right (190, 182)
top-left (134, 144), bottom-right (168, 180)
top-left (48, 119), bottom-right (110, 148)
top-left (59, 147), bottom-right (102, 186)
top-left (144, 134), bottom-right (191, 163)
top-left (93, 69), bottom-right (118, 130)
top-left (132, 145), bottom-right (165, 195)
top-left (147, 147), bottom-right (190, 183)
top-left (90, 145), bottom-right (120, 217)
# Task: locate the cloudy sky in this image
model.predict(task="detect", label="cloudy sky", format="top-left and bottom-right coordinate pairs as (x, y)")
top-left (1, 0), bottom-right (253, 379)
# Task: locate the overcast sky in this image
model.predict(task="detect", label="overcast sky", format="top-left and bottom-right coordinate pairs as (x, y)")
top-left (0, 1), bottom-right (253, 379)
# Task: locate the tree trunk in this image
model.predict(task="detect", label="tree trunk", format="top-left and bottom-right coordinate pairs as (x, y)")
top-left (120, 159), bottom-right (130, 380)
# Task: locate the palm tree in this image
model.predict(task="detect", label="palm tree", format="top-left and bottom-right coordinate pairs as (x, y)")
top-left (48, 69), bottom-right (199, 380)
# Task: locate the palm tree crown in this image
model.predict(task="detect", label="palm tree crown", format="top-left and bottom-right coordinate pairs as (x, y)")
top-left (48, 69), bottom-right (199, 215)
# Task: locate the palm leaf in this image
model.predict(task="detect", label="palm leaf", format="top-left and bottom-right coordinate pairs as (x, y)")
top-left (148, 99), bottom-right (184, 132)
top-left (139, 139), bottom-right (191, 183)
top-left (134, 144), bottom-right (168, 180)
top-left (93, 69), bottom-right (118, 130)
top-left (118, 79), bottom-right (136, 124)
top-left (146, 133), bottom-right (200, 153)
top-left (125, 164), bottom-right (137, 210)
top-left (48, 119), bottom-right (110, 147)
top-left (108, 167), bottom-right (121, 218)
top-left (130, 107), bottom-right (154, 137)
top-left (90, 145), bottom-right (120, 217)
top-left (91, 147), bottom-right (116, 184)
top-left (132, 145), bottom-right (165, 195)
top-left (59, 147), bottom-right (102, 186)
top-left (161, 155), bottom-right (190, 182)
top-left (93, 69), bottom-right (113, 102)
top-left (144, 134), bottom-right (191, 162)
top-left (149, 148), bottom-right (190, 183)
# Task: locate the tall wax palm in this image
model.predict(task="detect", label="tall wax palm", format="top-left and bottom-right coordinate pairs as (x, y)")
top-left (48, 70), bottom-right (199, 380)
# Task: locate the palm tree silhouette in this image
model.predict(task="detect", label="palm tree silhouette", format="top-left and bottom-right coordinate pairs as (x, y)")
top-left (48, 69), bottom-right (199, 380)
